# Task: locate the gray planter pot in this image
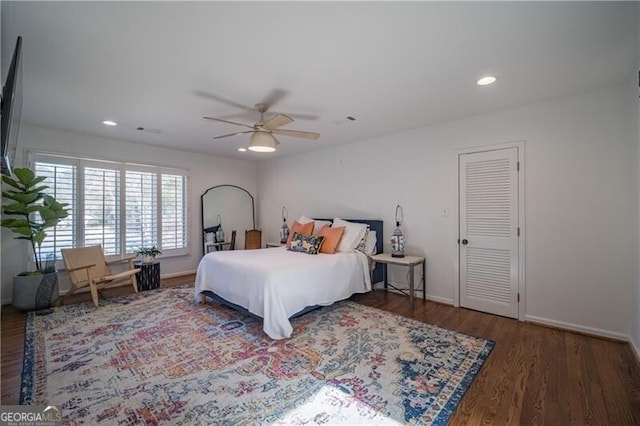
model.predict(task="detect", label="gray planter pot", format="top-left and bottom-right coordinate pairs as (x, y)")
top-left (12, 272), bottom-right (59, 311)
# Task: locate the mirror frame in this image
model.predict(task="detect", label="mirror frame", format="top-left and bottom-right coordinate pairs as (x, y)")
top-left (201, 184), bottom-right (255, 255)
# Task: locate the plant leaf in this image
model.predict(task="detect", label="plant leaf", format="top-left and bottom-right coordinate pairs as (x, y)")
top-left (3, 192), bottom-right (41, 205)
top-left (1, 218), bottom-right (30, 228)
top-left (12, 168), bottom-right (36, 186)
top-left (10, 226), bottom-right (33, 236)
top-left (33, 230), bottom-right (46, 246)
top-left (1, 175), bottom-right (22, 189)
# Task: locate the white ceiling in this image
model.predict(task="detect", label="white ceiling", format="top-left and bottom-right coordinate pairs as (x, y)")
top-left (2, 2), bottom-right (637, 161)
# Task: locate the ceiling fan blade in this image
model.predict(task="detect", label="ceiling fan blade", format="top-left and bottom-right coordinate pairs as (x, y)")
top-left (262, 88), bottom-right (288, 108)
top-left (194, 90), bottom-right (254, 112)
top-left (263, 114), bottom-right (293, 130)
top-left (271, 129), bottom-right (320, 140)
top-left (213, 130), bottom-right (253, 140)
top-left (203, 116), bottom-right (254, 129)
top-left (272, 111), bottom-right (319, 121)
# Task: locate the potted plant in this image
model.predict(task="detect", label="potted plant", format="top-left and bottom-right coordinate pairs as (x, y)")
top-left (135, 246), bottom-right (162, 264)
top-left (1, 168), bottom-right (69, 311)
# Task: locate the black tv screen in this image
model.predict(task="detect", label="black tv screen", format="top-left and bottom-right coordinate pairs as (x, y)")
top-left (1, 36), bottom-right (23, 176)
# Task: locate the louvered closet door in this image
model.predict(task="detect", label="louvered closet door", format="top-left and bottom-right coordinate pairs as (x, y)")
top-left (459, 147), bottom-right (519, 318)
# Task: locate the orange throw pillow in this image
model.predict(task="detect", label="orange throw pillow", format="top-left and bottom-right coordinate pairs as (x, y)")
top-left (286, 221), bottom-right (314, 248)
top-left (318, 225), bottom-right (345, 254)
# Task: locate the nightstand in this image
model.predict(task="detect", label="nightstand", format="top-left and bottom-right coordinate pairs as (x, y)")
top-left (266, 242), bottom-right (284, 248)
top-left (370, 253), bottom-right (426, 309)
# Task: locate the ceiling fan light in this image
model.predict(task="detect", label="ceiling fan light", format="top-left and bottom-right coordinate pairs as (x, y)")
top-left (248, 131), bottom-right (278, 152)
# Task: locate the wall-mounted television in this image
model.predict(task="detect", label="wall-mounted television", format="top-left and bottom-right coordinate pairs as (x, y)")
top-left (1, 36), bottom-right (23, 176)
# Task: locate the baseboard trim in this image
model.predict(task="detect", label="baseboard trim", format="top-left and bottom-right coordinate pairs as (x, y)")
top-left (425, 295), bottom-right (454, 305)
top-left (161, 269), bottom-right (196, 279)
top-left (525, 314), bottom-right (628, 342)
top-left (370, 283), bottom-right (453, 306)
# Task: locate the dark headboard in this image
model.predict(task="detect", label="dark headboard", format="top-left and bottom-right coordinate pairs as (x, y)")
top-left (316, 218), bottom-right (383, 284)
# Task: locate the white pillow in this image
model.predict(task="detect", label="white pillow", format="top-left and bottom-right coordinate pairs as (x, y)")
top-left (364, 230), bottom-right (377, 255)
top-left (298, 215), bottom-right (332, 236)
top-left (333, 218), bottom-right (369, 252)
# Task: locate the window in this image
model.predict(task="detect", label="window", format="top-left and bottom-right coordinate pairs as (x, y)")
top-left (32, 153), bottom-right (188, 260)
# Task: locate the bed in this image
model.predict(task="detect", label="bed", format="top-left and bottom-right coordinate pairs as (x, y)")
top-left (195, 219), bottom-right (383, 339)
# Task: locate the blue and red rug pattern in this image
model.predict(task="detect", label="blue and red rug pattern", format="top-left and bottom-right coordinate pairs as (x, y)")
top-left (21, 286), bottom-right (493, 425)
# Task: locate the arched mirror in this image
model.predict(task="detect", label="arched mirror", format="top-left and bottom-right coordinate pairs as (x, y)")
top-left (201, 185), bottom-right (255, 255)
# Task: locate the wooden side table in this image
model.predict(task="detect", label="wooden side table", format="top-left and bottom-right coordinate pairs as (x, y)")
top-left (370, 253), bottom-right (426, 309)
top-left (133, 261), bottom-right (161, 291)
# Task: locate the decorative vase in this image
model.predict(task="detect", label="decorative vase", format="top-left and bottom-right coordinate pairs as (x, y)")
top-left (391, 204), bottom-right (405, 258)
top-left (142, 255), bottom-right (154, 264)
top-left (12, 272), bottom-right (59, 311)
top-left (280, 220), bottom-right (289, 244)
top-left (391, 224), bottom-right (405, 258)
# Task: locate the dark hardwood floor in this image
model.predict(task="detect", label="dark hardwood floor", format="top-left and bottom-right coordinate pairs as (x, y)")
top-left (3, 275), bottom-right (640, 424)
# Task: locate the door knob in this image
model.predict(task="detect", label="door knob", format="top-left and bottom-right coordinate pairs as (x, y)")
top-left (461, 239), bottom-right (468, 245)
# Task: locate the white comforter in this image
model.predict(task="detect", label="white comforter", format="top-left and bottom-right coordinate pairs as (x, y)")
top-left (194, 247), bottom-right (371, 339)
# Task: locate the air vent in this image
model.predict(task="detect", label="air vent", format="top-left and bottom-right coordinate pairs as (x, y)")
top-left (136, 127), bottom-right (162, 135)
top-left (333, 116), bottom-right (357, 125)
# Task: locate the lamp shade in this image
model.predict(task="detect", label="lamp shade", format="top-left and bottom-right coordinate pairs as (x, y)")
top-left (248, 131), bottom-right (279, 152)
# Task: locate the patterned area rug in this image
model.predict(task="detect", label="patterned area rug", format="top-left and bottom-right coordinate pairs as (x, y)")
top-left (21, 286), bottom-right (494, 425)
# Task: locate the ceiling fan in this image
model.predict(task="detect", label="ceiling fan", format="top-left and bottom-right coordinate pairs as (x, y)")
top-left (203, 103), bottom-right (320, 152)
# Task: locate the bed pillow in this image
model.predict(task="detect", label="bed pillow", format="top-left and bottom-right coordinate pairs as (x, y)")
top-left (286, 220), bottom-right (314, 248)
top-left (333, 218), bottom-right (369, 252)
top-left (298, 215), bottom-right (332, 235)
top-left (318, 225), bottom-right (345, 254)
top-left (287, 233), bottom-right (325, 255)
top-left (364, 230), bottom-right (377, 255)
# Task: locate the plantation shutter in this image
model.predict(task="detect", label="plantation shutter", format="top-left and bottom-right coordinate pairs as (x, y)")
top-left (84, 166), bottom-right (121, 255)
top-left (30, 152), bottom-right (188, 258)
top-left (161, 173), bottom-right (187, 250)
top-left (33, 161), bottom-right (76, 262)
top-left (125, 170), bottom-right (158, 253)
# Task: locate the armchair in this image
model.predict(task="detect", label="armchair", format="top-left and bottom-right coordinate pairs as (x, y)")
top-left (60, 245), bottom-right (140, 307)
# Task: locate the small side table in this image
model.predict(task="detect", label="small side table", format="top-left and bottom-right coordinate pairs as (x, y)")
top-left (371, 253), bottom-right (426, 309)
top-left (266, 242), bottom-right (284, 248)
top-left (133, 261), bottom-right (161, 291)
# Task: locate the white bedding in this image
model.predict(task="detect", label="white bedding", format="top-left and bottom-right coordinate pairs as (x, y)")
top-left (194, 246), bottom-right (371, 339)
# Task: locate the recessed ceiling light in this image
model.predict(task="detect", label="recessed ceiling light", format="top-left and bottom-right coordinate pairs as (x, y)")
top-left (102, 120), bottom-right (117, 126)
top-left (476, 76), bottom-right (497, 86)
top-left (238, 148), bottom-right (247, 152)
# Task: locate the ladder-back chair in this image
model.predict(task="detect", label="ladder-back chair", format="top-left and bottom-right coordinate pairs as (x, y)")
top-left (244, 229), bottom-right (262, 250)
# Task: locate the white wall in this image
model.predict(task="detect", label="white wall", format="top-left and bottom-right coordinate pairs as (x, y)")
top-left (632, 7), bottom-right (640, 357)
top-left (1, 125), bottom-right (258, 303)
top-left (257, 83), bottom-right (635, 339)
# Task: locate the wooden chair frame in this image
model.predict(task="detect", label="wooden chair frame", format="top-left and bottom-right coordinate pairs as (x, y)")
top-left (244, 229), bottom-right (262, 250)
top-left (60, 245), bottom-right (140, 307)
